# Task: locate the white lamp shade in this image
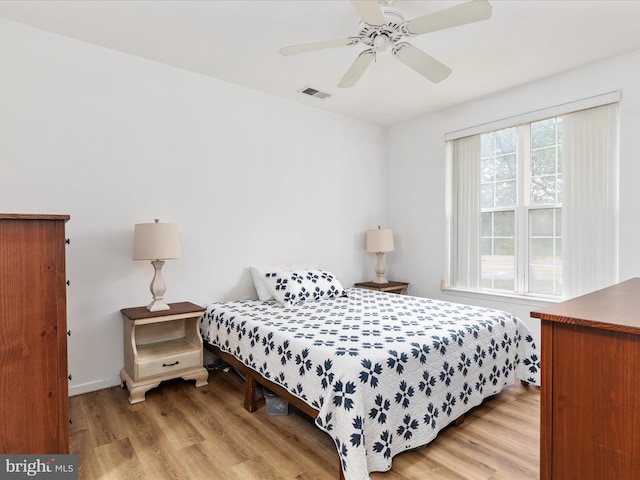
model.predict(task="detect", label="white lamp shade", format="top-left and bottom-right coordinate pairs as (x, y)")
top-left (366, 228), bottom-right (395, 253)
top-left (133, 222), bottom-right (182, 260)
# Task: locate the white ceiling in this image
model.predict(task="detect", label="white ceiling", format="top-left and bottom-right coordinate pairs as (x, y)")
top-left (2, 0), bottom-right (640, 126)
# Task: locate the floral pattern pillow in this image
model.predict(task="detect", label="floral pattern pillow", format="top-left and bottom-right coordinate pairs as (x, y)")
top-left (263, 269), bottom-right (348, 306)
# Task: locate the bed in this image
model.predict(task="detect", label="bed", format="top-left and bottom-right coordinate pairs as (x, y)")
top-left (199, 269), bottom-right (540, 480)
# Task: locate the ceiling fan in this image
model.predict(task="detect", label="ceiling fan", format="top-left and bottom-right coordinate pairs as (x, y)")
top-left (279, 0), bottom-right (492, 88)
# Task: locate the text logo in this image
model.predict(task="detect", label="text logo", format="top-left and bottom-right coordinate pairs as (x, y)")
top-left (1, 455), bottom-right (77, 479)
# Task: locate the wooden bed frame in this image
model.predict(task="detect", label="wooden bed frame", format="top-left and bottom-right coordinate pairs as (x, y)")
top-left (205, 344), bottom-right (318, 417)
top-left (205, 344), bottom-right (472, 480)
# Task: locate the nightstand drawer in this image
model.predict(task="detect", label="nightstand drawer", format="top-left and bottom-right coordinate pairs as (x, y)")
top-left (137, 349), bottom-right (200, 378)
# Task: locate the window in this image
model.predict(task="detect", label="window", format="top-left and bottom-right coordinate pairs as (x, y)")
top-left (478, 118), bottom-right (562, 296)
top-left (446, 99), bottom-right (619, 299)
top-left (478, 118), bottom-right (564, 295)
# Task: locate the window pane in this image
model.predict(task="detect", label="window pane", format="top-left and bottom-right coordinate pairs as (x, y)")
top-left (495, 154), bottom-right (516, 181)
top-left (528, 208), bottom-right (562, 295)
top-left (495, 128), bottom-right (516, 155)
top-left (532, 147), bottom-right (557, 175)
top-left (530, 238), bottom-right (554, 259)
top-left (481, 128), bottom-right (517, 210)
top-left (480, 237), bottom-right (492, 256)
top-left (532, 118), bottom-right (557, 148)
top-left (496, 180), bottom-right (516, 207)
top-left (481, 183), bottom-right (495, 209)
top-left (531, 175), bottom-right (559, 205)
top-left (530, 117), bottom-right (562, 207)
top-left (481, 255), bottom-right (515, 291)
top-left (529, 264), bottom-right (562, 295)
top-left (494, 211), bottom-right (514, 236)
top-left (481, 212), bottom-right (492, 237)
top-left (493, 276), bottom-right (515, 291)
top-left (481, 134), bottom-right (494, 158)
top-left (480, 210), bottom-right (515, 292)
top-left (494, 238), bottom-right (514, 256)
top-left (481, 157), bottom-right (494, 183)
top-left (530, 208), bottom-right (554, 236)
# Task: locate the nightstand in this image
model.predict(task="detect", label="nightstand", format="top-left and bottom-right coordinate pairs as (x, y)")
top-left (120, 302), bottom-right (209, 404)
top-left (354, 281), bottom-right (410, 295)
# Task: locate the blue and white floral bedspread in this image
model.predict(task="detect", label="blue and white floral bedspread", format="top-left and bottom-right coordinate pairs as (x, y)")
top-left (200, 288), bottom-right (540, 480)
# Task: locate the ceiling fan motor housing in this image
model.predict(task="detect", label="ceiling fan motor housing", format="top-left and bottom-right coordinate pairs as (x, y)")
top-left (357, 7), bottom-right (406, 51)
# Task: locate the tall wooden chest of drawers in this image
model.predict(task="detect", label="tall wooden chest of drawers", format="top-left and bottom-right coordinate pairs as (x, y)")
top-left (0, 214), bottom-right (70, 453)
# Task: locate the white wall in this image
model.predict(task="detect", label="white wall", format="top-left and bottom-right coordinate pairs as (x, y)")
top-left (5, 15), bottom-right (640, 395)
top-left (0, 19), bottom-right (387, 394)
top-left (386, 48), bottom-right (640, 344)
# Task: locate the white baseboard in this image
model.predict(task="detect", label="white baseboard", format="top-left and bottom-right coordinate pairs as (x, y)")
top-left (69, 375), bottom-right (122, 397)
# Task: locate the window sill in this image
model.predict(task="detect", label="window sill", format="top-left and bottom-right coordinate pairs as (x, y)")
top-left (441, 287), bottom-right (562, 307)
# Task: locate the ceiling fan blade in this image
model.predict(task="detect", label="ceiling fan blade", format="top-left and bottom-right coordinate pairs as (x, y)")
top-left (338, 50), bottom-right (375, 88)
top-left (404, 0), bottom-right (492, 36)
top-left (350, 0), bottom-right (385, 26)
top-left (279, 37), bottom-right (360, 56)
top-left (393, 43), bottom-right (452, 83)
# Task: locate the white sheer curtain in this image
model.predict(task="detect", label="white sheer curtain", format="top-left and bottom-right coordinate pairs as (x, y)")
top-left (562, 102), bottom-right (619, 298)
top-left (446, 134), bottom-right (481, 289)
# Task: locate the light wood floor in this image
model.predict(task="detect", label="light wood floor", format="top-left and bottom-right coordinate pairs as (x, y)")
top-left (70, 368), bottom-right (540, 480)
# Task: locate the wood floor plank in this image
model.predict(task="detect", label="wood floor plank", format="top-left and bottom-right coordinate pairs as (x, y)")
top-left (70, 369), bottom-right (539, 480)
top-left (140, 389), bottom-right (206, 451)
top-left (91, 437), bottom-right (146, 480)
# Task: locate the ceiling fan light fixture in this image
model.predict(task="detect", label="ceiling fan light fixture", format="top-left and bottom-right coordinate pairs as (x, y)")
top-left (373, 34), bottom-right (389, 52)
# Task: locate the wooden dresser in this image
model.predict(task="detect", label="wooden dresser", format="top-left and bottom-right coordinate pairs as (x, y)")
top-left (531, 278), bottom-right (640, 480)
top-left (0, 214), bottom-right (70, 453)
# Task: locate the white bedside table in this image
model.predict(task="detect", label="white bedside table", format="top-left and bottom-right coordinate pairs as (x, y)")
top-left (120, 302), bottom-right (209, 404)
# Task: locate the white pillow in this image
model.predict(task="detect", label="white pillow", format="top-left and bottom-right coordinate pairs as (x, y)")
top-left (250, 265), bottom-right (283, 301)
top-left (261, 269), bottom-right (348, 306)
top-left (250, 263), bottom-right (318, 301)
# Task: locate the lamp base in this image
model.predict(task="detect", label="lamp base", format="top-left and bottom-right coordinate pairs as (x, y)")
top-left (147, 299), bottom-right (170, 312)
top-left (146, 259), bottom-right (171, 312)
top-left (372, 276), bottom-right (389, 284)
top-left (372, 252), bottom-right (389, 284)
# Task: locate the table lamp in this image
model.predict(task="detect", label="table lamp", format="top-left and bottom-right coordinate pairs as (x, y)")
top-left (133, 219), bottom-right (181, 311)
top-left (366, 226), bottom-right (395, 284)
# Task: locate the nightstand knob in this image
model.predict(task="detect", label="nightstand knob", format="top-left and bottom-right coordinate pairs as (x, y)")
top-left (65, 238), bottom-right (71, 245)
top-left (162, 361), bottom-right (180, 368)
top-left (66, 280), bottom-right (70, 286)
top-left (68, 374), bottom-right (72, 381)
top-left (67, 330), bottom-right (71, 336)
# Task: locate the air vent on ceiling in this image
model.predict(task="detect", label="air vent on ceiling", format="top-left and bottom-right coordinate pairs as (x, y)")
top-left (299, 86), bottom-right (331, 100)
